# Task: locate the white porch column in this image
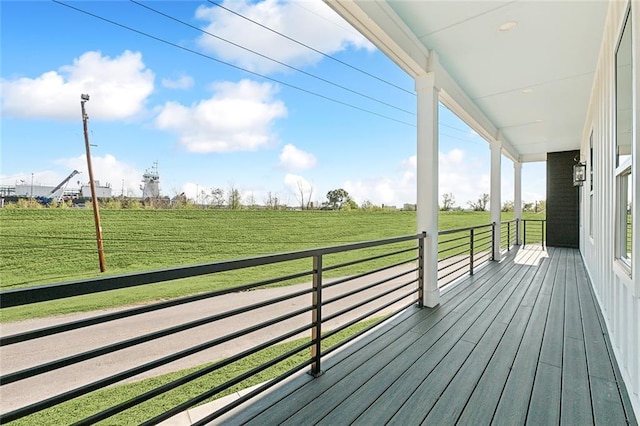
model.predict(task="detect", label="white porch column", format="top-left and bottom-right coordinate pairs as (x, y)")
top-left (514, 161), bottom-right (522, 245)
top-left (490, 140), bottom-right (502, 261)
top-left (416, 72), bottom-right (440, 307)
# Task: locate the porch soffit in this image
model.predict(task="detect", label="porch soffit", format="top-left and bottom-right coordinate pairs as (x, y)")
top-left (327, 0), bottom-right (609, 163)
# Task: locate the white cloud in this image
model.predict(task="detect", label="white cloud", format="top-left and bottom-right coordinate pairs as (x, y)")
top-left (344, 177), bottom-right (407, 207)
top-left (180, 182), bottom-right (200, 201)
top-left (279, 144), bottom-right (317, 171)
top-left (343, 156), bottom-right (416, 207)
top-left (161, 75), bottom-right (194, 90)
top-left (284, 173), bottom-right (314, 207)
top-left (0, 51), bottom-right (154, 120)
top-left (194, 0), bottom-right (374, 74)
top-left (57, 154), bottom-right (142, 197)
top-left (439, 148), bottom-right (490, 207)
top-left (1, 170), bottom-right (63, 188)
top-left (284, 173), bottom-right (312, 192)
top-left (341, 149), bottom-right (494, 208)
top-left (155, 79), bottom-right (287, 153)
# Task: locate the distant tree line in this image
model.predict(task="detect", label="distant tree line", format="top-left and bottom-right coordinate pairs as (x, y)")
top-left (439, 192), bottom-right (546, 213)
top-left (2, 187), bottom-right (394, 212)
top-left (3, 188), bottom-right (546, 213)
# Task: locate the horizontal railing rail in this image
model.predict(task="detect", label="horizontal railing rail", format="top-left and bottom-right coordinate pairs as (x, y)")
top-left (437, 223), bottom-right (495, 286)
top-left (500, 219), bottom-right (518, 252)
top-left (0, 233), bottom-right (425, 424)
top-left (522, 219), bottom-right (546, 247)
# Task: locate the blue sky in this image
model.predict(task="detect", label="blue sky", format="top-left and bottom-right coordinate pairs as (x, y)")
top-left (1, 0), bottom-right (545, 208)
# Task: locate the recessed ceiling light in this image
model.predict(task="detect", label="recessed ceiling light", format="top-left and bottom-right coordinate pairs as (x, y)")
top-left (498, 21), bottom-right (518, 32)
top-left (522, 88), bottom-right (533, 94)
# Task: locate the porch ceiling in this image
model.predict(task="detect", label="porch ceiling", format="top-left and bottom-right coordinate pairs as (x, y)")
top-left (327, 1), bottom-right (610, 163)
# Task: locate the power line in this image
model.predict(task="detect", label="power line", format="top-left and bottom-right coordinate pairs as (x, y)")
top-left (440, 121), bottom-right (481, 136)
top-left (439, 131), bottom-right (484, 145)
top-left (206, 0), bottom-right (415, 96)
top-left (131, 0), bottom-right (414, 116)
top-left (52, 1), bottom-right (415, 128)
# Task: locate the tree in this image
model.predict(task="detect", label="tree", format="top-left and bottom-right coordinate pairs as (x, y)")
top-left (199, 189), bottom-right (210, 206)
top-left (502, 200), bottom-right (514, 212)
top-left (210, 188), bottom-right (225, 208)
top-left (523, 201), bottom-right (534, 212)
top-left (326, 188), bottom-right (351, 210)
top-left (227, 184), bottom-right (242, 210)
top-left (264, 191), bottom-right (280, 210)
top-left (361, 199), bottom-right (377, 210)
top-left (293, 178), bottom-right (313, 210)
top-left (468, 193), bottom-right (489, 211)
top-left (441, 192), bottom-right (455, 211)
top-left (347, 198), bottom-right (359, 210)
top-left (305, 184), bottom-right (314, 210)
top-left (245, 192), bottom-right (256, 209)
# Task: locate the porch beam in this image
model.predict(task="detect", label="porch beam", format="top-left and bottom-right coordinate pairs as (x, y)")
top-left (416, 72), bottom-right (440, 307)
top-left (324, 0), bottom-right (428, 77)
top-left (490, 139), bottom-right (502, 261)
top-left (514, 161), bottom-right (523, 245)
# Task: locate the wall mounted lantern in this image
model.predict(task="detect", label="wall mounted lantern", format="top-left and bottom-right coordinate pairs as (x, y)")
top-left (573, 162), bottom-right (586, 186)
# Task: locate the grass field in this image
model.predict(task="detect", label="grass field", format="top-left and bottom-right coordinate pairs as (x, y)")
top-left (0, 208), bottom-right (545, 321)
top-left (1, 208), bottom-right (544, 424)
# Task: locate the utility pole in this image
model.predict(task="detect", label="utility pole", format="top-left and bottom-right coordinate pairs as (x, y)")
top-left (81, 94), bottom-right (106, 272)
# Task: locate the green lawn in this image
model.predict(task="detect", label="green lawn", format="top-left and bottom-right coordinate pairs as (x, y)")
top-left (1, 208), bottom-right (545, 424)
top-left (0, 209), bottom-right (545, 321)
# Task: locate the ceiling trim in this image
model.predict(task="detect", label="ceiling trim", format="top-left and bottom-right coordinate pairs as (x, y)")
top-left (520, 153), bottom-right (547, 163)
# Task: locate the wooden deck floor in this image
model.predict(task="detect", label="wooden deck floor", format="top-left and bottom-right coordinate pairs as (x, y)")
top-left (218, 246), bottom-right (637, 425)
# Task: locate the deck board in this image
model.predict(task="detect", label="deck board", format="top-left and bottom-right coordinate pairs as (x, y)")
top-left (491, 249), bottom-right (562, 425)
top-left (218, 247), bottom-right (637, 426)
top-left (561, 336), bottom-right (593, 425)
top-left (421, 318), bottom-right (508, 424)
top-left (528, 362), bottom-right (561, 425)
top-left (304, 298), bottom-right (491, 425)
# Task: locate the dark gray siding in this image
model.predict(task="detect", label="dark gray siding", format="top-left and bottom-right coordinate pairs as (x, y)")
top-left (546, 151), bottom-right (580, 248)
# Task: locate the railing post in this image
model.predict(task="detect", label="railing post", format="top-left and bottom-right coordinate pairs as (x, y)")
top-left (491, 222), bottom-right (496, 261)
top-left (516, 218), bottom-right (520, 245)
top-left (542, 220), bottom-right (545, 247)
top-left (310, 254), bottom-right (323, 377)
top-left (523, 220), bottom-right (527, 247)
top-left (418, 233), bottom-right (425, 308)
top-left (469, 228), bottom-right (475, 275)
top-left (507, 222), bottom-right (511, 251)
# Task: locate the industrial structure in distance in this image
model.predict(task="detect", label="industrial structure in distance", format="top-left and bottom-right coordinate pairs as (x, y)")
top-left (0, 163), bottom-right (162, 205)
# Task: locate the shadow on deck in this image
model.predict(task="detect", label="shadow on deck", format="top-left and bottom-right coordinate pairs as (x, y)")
top-left (215, 246), bottom-right (637, 425)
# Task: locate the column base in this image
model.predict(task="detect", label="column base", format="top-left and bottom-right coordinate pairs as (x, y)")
top-left (422, 288), bottom-right (441, 308)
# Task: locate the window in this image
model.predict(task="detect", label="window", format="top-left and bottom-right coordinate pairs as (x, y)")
top-left (617, 169), bottom-right (632, 267)
top-left (615, 8), bottom-right (632, 273)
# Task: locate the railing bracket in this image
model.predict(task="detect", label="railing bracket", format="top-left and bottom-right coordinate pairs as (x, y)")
top-left (308, 370), bottom-right (324, 378)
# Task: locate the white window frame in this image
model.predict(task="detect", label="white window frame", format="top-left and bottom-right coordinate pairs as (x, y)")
top-left (613, 4), bottom-right (633, 284)
top-left (615, 161), bottom-right (632, 273)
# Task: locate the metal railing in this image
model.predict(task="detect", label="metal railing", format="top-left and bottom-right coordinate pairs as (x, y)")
top-left (0, 218), bottom-right (526, 424)
top-left (437, 223), bottom-right (494, 286)
top-left (522, 219), bottom-right (546, 247)
top-left (0, 234), bottom-right (424, 425)
top-left (500, 219), bottom-right (518, 252)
